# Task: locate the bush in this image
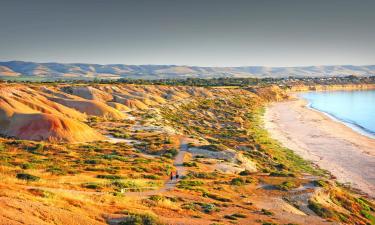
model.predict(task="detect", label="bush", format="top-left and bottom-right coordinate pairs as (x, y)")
top-left (239, 170), bottom-right (252, 176)
top-left (177, 180), bottom-right (204, 190)
top-left (166, 148), bottom-right (178, 157)
top-left (200, 144), bottom-right (226, 152)
top-left (0, 143), bottom-right (5, 152)
top-left (183, 162), bottom-right (197, 167)
top-left (33, 143), bottom-right (44, 151)
top-left (20, 163), bottom-right (34, 170)
top-left (149, 195), bottom-right (165, 202)
top-left (96, 174), bottom-right (123, 179)
top-left (118, 212), bottom-right (159, 225)
top-left (360, 210), bottom-right (375, 223)
top-left (230, 177), bottom-right (246, 186)
top-left (201, 203), bottom-right (219, 213)
top-left (308, 200), bottom-right (334, 218)
top-left (82, 182), bottom-right (102, 190)
top-left (269, 171), bottom-right (295, 177)
top-left (143, 174), bottom-right (160, 180)
top-left (46, 166), bottom-right (67, 175)
top-left (203, 193), bottom-right (231, 202)
top-left (187, 171), bottom-right (218, 179)
top-left (313, 180), bottom-right (328, 188)
top-left (84, 159), bottom-right (99, 165)
top-left (16, 173), bottom-right (40, 181)
top-left (276, 181), bottom-right (297, 191)
top-left (232, 213), bottom-right (247, 218)
top-left (261, 208), bottom-right (273, 216)
top-left (224, 215), bottom-right (237, 220)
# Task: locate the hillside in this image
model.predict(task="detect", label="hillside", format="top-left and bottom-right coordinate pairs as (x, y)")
top-left (0, 83), bottom-right (374, 225)
top-left (0, 61), bottom-right (374, 79)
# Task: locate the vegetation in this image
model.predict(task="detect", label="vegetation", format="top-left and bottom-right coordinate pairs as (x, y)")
top-left (16, 173), bottom-right (40, 181)
top-left (0, 83), bottom-right (374, 225)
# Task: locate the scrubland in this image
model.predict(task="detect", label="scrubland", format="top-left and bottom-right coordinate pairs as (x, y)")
top-left (0, 83), bottom-right (374, 225)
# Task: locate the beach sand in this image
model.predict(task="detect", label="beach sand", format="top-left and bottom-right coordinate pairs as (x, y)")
top-left (264, 98), bottom-right (375, 197)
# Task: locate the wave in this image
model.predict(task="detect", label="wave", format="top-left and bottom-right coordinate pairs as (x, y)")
top-left (307, 103), bottom-right (375, 139)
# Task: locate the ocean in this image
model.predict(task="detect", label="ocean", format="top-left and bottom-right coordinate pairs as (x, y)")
top-left (300, 90), bottom-right (375, 139)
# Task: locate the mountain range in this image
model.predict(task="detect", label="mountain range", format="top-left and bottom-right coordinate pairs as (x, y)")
top-left (0, 61), bottom-right (374, 79)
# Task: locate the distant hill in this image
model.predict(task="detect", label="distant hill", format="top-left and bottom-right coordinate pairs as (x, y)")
top-left (0, 61), bottom-right (374, 79)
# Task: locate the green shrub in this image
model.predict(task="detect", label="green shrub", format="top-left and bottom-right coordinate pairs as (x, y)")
top-left (269, 171), bottom-right (295, 177)
top-left (200, 144), bottom-right (226, 152)
top-left (261, 208), bottom-right (274, 216)
top-left (16, 173), bottom-right (40, 181)
top-left (239, 170), bottom-right (252, 176)
top-left (201, 203), bottom-right (219, 213)
top-left (182, 162), bottom-right (197, 167)
top-left (203, 193), bottom-right (231, 202)
top-left (308, 200), bottom-right (334, 218)
top-left (96, 174), bottom-right (123, 179)
top-left (20, 163), bottom-right (34, 169)
top-left (276, 181), bottom-right (297, 191)
top-left (84, 159), bottom-right (99, 165)
top-left (82, 182), bottom-right (102, 190)
top-left (0, 143), bottom-right (5, 152)
top-left (112, 132), bottom-right (130, 139)
top-left (166, 148), bottom-right (178, 157)
top-left (224, 215), bottom-right (237, 220)
top-left (118, 212), bottom-right (160, 225)
top-left (177, 180), bottom-right (204, 190)
top-left (33, 143), bottom-right (44, 151)
top-left (187, 171), bottom-right (218, 179)
top-left (143, 174), bottom-right (160, 180)
top-left (360, 210), bottom-right (375, 223)
top-left (149, 195), bottom-right (165, 202)
top-left (230, 177), bottom-right (246, 186)
top-left (355, 197), bottom-right (374, 211)
top-left (46, 166), bottom-right (67, 175)
top-left (313, 180), bottom-right (328, 188)
top-left (232, 213), bottom-right (247, 218)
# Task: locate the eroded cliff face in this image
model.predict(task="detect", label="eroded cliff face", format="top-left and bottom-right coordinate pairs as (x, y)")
top-left (0, 84), bottom-right (216, 142)
top-left (287, 84), bottom-right (375, 92)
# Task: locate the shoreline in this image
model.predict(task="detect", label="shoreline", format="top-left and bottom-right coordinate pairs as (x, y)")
top-left (264, 98), bottom-right (375, 197)
top-left (304, 101), bottom-right (375, 140)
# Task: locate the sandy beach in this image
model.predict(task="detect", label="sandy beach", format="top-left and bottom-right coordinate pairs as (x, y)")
top-left (264, 98), bottom-right (375, 197)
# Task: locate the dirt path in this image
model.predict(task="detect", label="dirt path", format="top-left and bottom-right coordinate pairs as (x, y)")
top-left (24, 141), bottom-right (188, 198)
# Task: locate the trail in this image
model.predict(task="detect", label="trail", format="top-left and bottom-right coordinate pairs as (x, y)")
top-left (23, 140), bottom-right (188, 198)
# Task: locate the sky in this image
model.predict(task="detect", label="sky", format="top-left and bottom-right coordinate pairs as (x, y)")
top-left (0, 0), bottom-right (374, 67)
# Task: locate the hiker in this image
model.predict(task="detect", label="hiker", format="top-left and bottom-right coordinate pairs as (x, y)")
top-left (170, 171), bottom-right (174, 180)
top-left (175, 171), bottom-right (179, 179)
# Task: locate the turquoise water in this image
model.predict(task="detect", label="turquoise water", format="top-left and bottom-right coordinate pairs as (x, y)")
top-left (300, 90), bottom-right (375, 138)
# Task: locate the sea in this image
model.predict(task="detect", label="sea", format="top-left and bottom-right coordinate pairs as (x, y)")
top-left (300, 90), bottom-right (375, 139)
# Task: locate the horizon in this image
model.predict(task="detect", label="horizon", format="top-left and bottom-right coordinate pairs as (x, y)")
top-left (2, 59), bottom-right (375, 68)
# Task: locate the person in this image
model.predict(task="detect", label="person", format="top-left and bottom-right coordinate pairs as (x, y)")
top-left (170, 171), bottom-right (174, 180)
top-left (175, 171), bottom-right (179, 179)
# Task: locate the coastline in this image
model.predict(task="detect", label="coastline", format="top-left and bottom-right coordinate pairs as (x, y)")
top-left (264, 97), bottom-right (375, 197)
top-left (304, 100), bottom-right (375, 140)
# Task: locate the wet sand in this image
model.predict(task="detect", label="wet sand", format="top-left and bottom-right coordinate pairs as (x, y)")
top-left (264, 98), bottom-right (375, 197)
